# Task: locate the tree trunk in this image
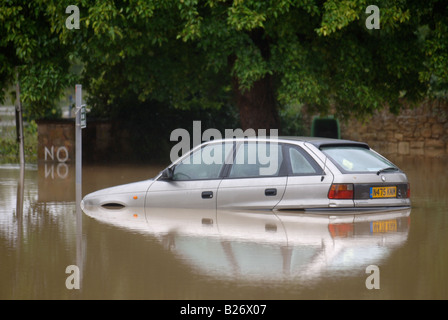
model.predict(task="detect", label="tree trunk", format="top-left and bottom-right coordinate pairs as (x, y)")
top-left (232, 74), bottom-right (280, 133)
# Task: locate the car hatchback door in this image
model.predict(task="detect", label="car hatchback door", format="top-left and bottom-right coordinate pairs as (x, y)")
top-left (320, 145), bottom-right (410, 208)
top-left (217, 141), bottom-right (287, 210)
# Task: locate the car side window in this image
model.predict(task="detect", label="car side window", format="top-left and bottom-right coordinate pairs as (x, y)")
top-left (228, 142), bottom-right (284, 178)
top-left (287, 146), bottom-right (321, 175)
top-left (173, 142), bottom-right (232, 180)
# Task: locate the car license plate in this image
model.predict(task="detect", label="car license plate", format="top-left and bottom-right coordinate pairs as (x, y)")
top-left (370, 219), bottom-right (397, 233)
top-left (370, 186), bottom-right (397, 198)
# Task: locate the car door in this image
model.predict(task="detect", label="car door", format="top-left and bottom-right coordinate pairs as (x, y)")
top-left (275, 143), bottom-right (334, 209)
top-left (217, 141), bottom-right (287, 210)
top-left (145, 142), bottom-right (233, 210)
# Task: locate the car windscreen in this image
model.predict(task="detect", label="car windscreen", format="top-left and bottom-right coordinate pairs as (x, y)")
top-left (321, 146), bottom-right (397, 173)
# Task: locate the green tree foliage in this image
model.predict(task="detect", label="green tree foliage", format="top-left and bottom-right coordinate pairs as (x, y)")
top-left (0, 1), bottom-right (75, 119)
top-left (1, 0), bottom-right (448, 128)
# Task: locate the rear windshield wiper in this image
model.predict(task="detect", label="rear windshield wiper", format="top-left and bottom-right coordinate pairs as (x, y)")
top-left (377, 167), bottom-right (399, 175)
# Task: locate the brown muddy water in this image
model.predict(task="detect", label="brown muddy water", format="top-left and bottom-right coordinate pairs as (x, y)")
top-left (1, 156), bottom-right (447, 300)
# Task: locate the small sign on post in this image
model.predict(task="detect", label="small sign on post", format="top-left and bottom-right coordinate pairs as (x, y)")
top-left (80, 104), bottom-right (86, 129)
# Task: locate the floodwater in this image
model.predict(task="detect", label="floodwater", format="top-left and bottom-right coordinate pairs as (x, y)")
top-left (0, 156), bottom-right (447, 300)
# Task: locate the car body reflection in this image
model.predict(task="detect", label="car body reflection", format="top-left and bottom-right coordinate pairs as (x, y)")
top-left (82, 205), bottom-right (410, 282)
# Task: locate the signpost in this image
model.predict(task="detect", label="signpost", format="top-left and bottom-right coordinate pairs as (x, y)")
top-left (75, 84), bottom-right (83, 187)
top-left (75, 84), bottom-right (85, 290)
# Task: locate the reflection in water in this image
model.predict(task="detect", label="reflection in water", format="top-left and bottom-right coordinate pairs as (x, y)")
top-left (15, 165), bottom-right (24, 252)
top-left (75, 168), bottom-right (84, 292)
top-left (83, 204), bottom-right (411, 284)
top-left (0, 165), bottom-right (79, 299)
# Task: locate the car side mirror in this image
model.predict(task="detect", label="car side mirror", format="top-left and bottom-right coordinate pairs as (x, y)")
top-left (159, 167), bottom-right (174, 180)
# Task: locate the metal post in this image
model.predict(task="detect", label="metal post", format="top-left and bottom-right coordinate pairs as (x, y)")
top-left (75, 84), bottom-right (84, 291)
top-left (75, 85), bottom-right (82, 187)
top-left (75, 84), bottom-right (83, 236)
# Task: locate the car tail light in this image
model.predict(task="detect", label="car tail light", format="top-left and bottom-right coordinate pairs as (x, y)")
top-left (328, 183), bottom-right (354, 199)
top-left (407, 183), bottom-right (410, 198)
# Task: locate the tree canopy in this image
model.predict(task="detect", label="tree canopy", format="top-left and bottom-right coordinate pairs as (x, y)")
top-left (1, 0), bottom-right (447, 129)
top-left (0, 1), bottom-right (75, 118)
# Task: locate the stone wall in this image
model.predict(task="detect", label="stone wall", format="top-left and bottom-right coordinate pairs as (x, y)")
top-left (340, 101), bottom-right (448, 157)
top-left (305, 100), bottom-right (448, 158)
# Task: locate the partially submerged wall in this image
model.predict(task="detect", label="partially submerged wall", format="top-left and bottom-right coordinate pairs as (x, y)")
top-left (36, 119), bottom-right (75, 163)
top-left (36, 119), bottom-right (117, 163)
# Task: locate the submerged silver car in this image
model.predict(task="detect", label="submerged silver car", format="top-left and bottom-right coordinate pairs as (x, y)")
top-left (82, 137), bottom-right (411, 212)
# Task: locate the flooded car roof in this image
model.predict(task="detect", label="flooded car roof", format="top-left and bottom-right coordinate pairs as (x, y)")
top-left (279, 136), bottom-right (369, 147)
top-left (202, 136), bottom-right (370, 149)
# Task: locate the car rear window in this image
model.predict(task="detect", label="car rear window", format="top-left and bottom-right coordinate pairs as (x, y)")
top-left (321, 146), bottom-right (396, 173)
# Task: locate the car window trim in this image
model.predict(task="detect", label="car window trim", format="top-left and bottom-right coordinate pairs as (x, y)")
top-left (284, 144), bottom-right (324, 176)
top-left (223, 140), bottom-right (288, 179)
top-left (219, 141), bottom-right (237, 178)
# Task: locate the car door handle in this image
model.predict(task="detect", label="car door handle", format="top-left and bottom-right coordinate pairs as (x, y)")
top-left (265, 188), bottom-right (277, 196)
top-left (202, 191), bottom-right (213, 199)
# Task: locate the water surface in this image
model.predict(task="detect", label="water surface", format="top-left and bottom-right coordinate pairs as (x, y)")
top-left (0, 157), bottom-right (447, 299)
